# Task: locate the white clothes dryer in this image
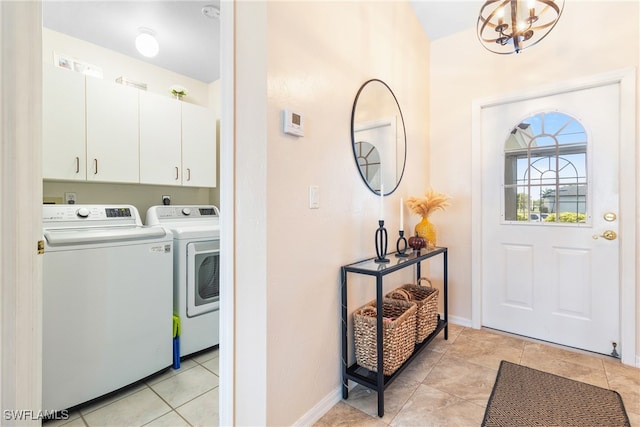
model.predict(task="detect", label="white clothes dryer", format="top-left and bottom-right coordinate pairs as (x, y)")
top-left (42, 204), bottom-right (173, 412)
top-left (146, 205), bottom-right (220, 358)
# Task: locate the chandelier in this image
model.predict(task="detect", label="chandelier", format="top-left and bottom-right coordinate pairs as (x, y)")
top-left (477, 0), bottom-right (564, 54)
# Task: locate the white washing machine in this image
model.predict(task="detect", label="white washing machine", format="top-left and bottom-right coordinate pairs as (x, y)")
top-left (42, 204), bottom-right (173, 412)
top-left (146, 205), bottom-right (220, 358)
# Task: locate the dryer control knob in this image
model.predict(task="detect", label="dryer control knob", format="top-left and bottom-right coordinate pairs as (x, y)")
top-left (182, 208), bottom-right (192, 216)
top-left (76, 207), bottom-right (90, 218)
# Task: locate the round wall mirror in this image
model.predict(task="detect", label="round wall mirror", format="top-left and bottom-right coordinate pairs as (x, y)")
top-left (350, 79), bottom-right (407, 195)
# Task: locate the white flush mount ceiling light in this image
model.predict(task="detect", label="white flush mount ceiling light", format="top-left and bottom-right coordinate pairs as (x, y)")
top-left (477, 0), bottom-right (564, 54)
top-left (202, 5), bottom-right (220, 19)
top-left (135, 27), bottom-right (159, 58)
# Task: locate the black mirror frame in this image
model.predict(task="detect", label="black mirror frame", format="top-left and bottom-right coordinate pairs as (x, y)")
top-left (350, 79), bottom-right (407, 196)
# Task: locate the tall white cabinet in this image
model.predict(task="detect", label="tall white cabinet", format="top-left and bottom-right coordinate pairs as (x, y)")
top-left (43, 65), bottom-right (86, 181)
top-left (42, 65), bottom-right (217, 188)
top-left (139, 93), bottom-right (216, 187)
top-left (86, 78), bottom-right (140, 183)
top-left (182, 102), bottom-right (217, 188)
top-left (139, 91), bottom-right (182, 185)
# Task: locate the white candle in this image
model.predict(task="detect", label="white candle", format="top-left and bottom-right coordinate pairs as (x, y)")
top-left (399, 197), bottom-right (404, 231)
top-left (379, 184), bottom-right (384, 221)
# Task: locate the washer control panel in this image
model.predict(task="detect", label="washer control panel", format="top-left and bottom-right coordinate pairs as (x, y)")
top-left (43, 205), bottom-right (140, 226)
top-left (149, 205), bottom-right (219, 220)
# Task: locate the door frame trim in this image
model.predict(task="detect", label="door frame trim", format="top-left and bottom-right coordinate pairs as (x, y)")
top-left (470, 68), bottom-right (637, 366)
top-left (219, 0), bottom-right (234, 425)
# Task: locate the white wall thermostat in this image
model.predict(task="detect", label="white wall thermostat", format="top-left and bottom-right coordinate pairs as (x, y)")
top-left (283, 109), bottom-right (304, 137)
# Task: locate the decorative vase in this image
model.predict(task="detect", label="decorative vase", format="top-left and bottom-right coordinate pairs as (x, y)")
top-left (415, 217), bottom-right (436, 248)
top-left (408, 234), bottom-right (426, 251)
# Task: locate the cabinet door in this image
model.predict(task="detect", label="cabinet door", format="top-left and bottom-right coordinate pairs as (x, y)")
top-left (86, 78), bottom-right (139, 183)
top-left (139, 92), bottom-right (181, 185)
top-left (181, 102), bottom-right (217, 187)
top-left (42, 65), bottom-right (86, 180)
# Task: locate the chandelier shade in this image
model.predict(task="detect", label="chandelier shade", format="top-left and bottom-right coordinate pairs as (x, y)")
top-left (477, 0), bottom-right (564, 54)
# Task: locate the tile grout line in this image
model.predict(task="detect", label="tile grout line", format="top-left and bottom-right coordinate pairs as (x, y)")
top-left (144, 384), bottom-right (193, 427)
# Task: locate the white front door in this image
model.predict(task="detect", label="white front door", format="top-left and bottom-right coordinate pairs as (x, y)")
top-left (480, 83), bottom-right (620, 356)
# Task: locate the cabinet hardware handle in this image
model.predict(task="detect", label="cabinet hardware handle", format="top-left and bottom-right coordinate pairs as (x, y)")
top-left (94, 159), bottom-right (98, 174)
top-left (175, 167), bottom-right (179, 180)
top-left (75, 157), bottom-right (80, 173)
top-left (187, 168), bottom-right (191, 181)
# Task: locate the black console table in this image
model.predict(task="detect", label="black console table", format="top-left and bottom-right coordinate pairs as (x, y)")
top-left (341, 247), bottom-right (448, 417)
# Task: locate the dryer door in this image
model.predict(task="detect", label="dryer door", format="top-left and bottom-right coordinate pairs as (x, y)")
top-left (186, 240), bottom-right (220, 317)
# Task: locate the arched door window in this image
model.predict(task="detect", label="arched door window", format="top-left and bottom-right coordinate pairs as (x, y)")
top-left (354, 140), bottom-right (381, 191)
top-left (504, 112), bottom-right (588, 223)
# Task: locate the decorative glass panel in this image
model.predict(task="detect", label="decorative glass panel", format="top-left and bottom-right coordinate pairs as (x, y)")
top-left (504, 112), bottom-right (587, 224)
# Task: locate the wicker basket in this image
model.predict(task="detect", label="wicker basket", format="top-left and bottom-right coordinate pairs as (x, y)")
top-left (353, 299), bottom-right (417, 376)
top-left (387, 277), bottom-right (439, 343)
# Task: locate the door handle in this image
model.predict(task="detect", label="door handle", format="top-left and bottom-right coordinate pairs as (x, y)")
top-left (593, 230), bottom-right (617, 240)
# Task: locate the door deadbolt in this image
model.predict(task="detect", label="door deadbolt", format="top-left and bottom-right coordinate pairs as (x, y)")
top-left (592, 230), bottom-right (617, 240)
top-left (603, 212), bottom-right (617, 222)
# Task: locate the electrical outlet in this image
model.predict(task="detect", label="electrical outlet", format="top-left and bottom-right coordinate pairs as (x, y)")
top-left (162, 195), bottom-right (171, 205)
top-left (64, 192), bottom-right (77, 204)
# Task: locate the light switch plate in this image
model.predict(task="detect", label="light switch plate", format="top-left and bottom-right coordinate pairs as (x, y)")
top-left (309, 185), bottom-right (319, 209)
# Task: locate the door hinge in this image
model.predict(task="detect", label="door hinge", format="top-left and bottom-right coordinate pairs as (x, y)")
top-left (37, 240), bottom-right (44, 255)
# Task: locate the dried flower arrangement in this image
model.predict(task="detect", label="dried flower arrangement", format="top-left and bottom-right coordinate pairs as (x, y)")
top-left (406, 189), bottom-right (450, 218)
top-left (406, 189), bottom-right (450, 247)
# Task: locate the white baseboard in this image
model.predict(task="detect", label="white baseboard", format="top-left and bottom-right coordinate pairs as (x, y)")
top-left (293, 317), bottom-right (474, 426)
top-left (447, 314), bottom-right (472, 328)
top-left (293, 387), bottom-right (342, 427)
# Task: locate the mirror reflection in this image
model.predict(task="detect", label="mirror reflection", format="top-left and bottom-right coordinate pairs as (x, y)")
top-left (351, 79), bottom-right (406, 195)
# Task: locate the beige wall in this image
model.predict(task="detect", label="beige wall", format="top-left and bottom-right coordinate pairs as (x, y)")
top-left (234, 1), bottom-right (431, 425)
top-left (43, 181), bottom-right (212, 223)
top-left (430, 1), bottom-right (639, 354)
top-left (41, 28), bottom-right (220, 215)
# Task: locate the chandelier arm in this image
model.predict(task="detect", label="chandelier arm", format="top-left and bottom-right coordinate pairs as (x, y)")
top-left (510, 0), bottom-right (521, 53)
top-left (479, 0), bottom-right (511, 31)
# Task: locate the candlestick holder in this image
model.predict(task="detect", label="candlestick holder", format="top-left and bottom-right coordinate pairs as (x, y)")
top-left (374, 220), bottom-right (389, 263)
top-left (395, 230), bottom-right (409, 257)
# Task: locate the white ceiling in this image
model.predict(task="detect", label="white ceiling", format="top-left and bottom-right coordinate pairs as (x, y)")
top-left (43, 0), bottom-right (221, 83)
top-left (410, 1), bottom-right (482, 41)
top-left (42, 1), bottom-right (481, 84)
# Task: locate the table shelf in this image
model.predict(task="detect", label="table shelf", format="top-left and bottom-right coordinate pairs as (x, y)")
top-left (341, 247), bottom-right (448, 417)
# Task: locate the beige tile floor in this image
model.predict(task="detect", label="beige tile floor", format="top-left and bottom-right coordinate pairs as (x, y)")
top-left (316, 325), bottom-right (640, 427)
top-left (44, 347), bottom-right (219, 427)
top-left (44, 327), bottom-right (640, 427)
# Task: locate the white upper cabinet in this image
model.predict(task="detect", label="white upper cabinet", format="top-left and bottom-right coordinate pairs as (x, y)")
top-left (86, 78), bottom-right (139, 183)
top-left (139, 91), bottom-right (182, 185)
top-left (43, 65), bottom-right (86, 180)
top-left (43, 69), bottom-right (216, 188)
top-left (181, 102), bottom-right (217, 188)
